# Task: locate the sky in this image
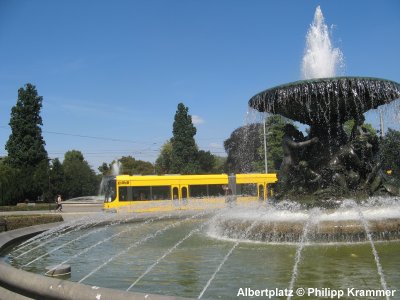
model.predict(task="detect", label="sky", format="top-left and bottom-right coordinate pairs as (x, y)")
top-left (0, 0), bottom-right (399, 171)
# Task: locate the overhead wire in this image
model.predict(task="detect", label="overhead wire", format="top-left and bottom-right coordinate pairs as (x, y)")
top-left (0, 125), bottom-right (227, 161)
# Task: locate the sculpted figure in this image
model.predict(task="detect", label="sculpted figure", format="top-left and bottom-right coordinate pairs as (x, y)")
top-left (279, 124), bottom-right (319, 190)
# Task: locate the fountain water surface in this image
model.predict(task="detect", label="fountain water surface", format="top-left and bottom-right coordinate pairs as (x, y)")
top-left (2, 199), bottom-right (400, 299)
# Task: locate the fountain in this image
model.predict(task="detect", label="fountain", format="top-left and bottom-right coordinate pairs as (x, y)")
top-left (249, 7), bottom-right (400, 200)
top-left (249, 77), bottom-right (400, 199)
top-left (1, 5), bottom-right (400, 300)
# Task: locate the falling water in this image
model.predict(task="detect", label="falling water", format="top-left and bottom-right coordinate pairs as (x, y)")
top-left (287, 208), bottom-right (319, 300)
top-left (45, 214), bottom-right (170, 277)
top-left (356, 206), bottom-right (389, 299)
top-left (111, 160), bottom-right (121, 176)
top-left (22, 217), bottom-right (127, 268)
top-left (14, 214), bottom-right (116, 259)
top-left (301, 6), bottom-right (344, 79)
top-left (198, 209), bottom-right (264, 299)
top-left (12, 213), bottom-right (115, 255)
top-left (78, 211), bottom-right (208, 283)
top-left (126, 210), bottom-right (226, 291)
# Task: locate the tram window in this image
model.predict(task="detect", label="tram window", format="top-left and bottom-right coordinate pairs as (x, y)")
top-left (105, 179), bottom-right (116, 202)
top-left (189, 185), bottom-right (207, 198)
top-left (208, 185), bottom-right (224, 197)
top-left (258, 185), bottom-right (264, 200)
top-left (151, 186), bottom-right (171, 200)
top-left (119, 187), bottom-right (128, 201)
top-left (172, 187), bottom-right (179, 200)
top-left (181, 187), bottom-right (188, 199)
top-left (189, 185), bottom-right (225, 198)
top-left (236, 184), bottom-right (257, 196)
top-left (131, 187), bottom-right (151, 201)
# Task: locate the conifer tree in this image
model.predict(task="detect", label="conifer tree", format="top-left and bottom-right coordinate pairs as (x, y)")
top-left (5, 83), bottom-right (48, 201)
top-left (170, 103), bottom-right (199, 174)
top-left (6, 83), bottom-right (48, 168)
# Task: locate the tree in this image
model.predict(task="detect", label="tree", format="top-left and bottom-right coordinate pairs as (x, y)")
top-left (98, 162), bottom-right (111, 176)
top-left (49, 158), bottom-right (65, 199)
top-left (119, 156), bottom-right (154, 175)
top-left (213, 156), bottom-right (227, 173)
top-left (5, 83), bottom-right (48, 168)
top-left (198, 150), bottom-right (216, 174)
top-left (155, 141), bottom-right (173, 174)
top-left (170, 103), bottom-right (200, 174)
top-left (224, 116), bottom-right (291, 174)
top-left (380, 128), bottom-right (400, 177)
top-left (343, 119), bottom-right (377, 138)
top-left (62, 150), bottom-right (98, 198)
top-left (255, 115), bottom-right (291, 172)
top-left (224, 123), bottom-right (263, 173)
top-left (5, 83), bottom-right (49, 202)
top-left (0, 158), bottom-right (21, 205)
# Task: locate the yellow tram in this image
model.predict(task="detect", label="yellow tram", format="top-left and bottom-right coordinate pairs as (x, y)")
top-left (103, 173), bottom-right (277, 212)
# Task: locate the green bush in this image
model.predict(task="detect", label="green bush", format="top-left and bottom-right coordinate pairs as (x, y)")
top-left (0, 203), bottom-right (57, 212)
top-left (0, 214), bottom-right (63, 232)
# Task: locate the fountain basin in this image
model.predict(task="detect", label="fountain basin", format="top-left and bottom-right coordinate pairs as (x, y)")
top-left (213, 218), bottom-right (400, 243)
top-left (249, 77), bottom-right (400, 126)
top-left (211, 202), bottom-right (400, 243)
top-left (0, 221), bottom-right (191, 300)
top-left (1, 202), bottom-right (400, 299)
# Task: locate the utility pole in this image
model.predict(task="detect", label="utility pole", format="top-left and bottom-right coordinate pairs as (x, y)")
top-left (379, 109), bottom-right (385, 138)
top-left (263, 117), bottom-right (268, 173)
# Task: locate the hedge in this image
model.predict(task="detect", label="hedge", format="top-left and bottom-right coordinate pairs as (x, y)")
top-left (0, 203), bottom-right (57, 212)
top-left (0, 214), bottom-right (63, 232)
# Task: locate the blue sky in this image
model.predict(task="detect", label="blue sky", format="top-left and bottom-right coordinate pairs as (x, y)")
top-left (1, 0), bottom-right (399, 171)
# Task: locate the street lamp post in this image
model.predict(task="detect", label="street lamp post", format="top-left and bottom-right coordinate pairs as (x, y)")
top-left (48, 159), bottom-right (53, 211)
top-left (263, 117), bottom-right (268, 174)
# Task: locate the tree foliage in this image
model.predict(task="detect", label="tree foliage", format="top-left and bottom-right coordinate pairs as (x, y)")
top-left (49, 158), bottom-right (65, 199)
top-left (155, 104), bottom-right (222, 175)
top-left (224, 115), bottom-right (291, 174)
top-left (380, 128), bottom-right (400, 177)
top-left (0, 158), bottom-right (20, 205)
top-left (5, 83), bottom-right (48, 168)
top-left (256, 115), bottom-right (291, 172)
top-left (119, 156), bottom-right (154, 175)
top-left (155, 141), bottom-right (173, 174)
top-left (343, 119), bottom-right (377, 138)
top-left (62, 150), bottom-right (98, 198)
top-left (213, 156), bottom-right (227, 173)
top-left (4, 83), bottom-right (49, 202)
top-left (0, 84), bottom-right (117, 204)
top-left (224, 123), bottom-right (263, 173)
top-left (98, 162), bottom-right (111, 176)
top-left (170, 103), bottom-right (200, 174)
top-left (198, 150), bottom-right (217, 173)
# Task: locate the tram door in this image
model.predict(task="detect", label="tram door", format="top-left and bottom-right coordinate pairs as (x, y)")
top-left (172, 186), bottom-right (179, 205)
top-left (181, 185), bottom-right (189, 204)
top-left (267, 184), bottom-right (274, 202)
top-left (258, 184), bottom-right (265, 201)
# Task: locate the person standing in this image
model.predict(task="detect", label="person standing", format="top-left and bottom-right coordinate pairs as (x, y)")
top-left (56, 195), bottom-right (63, 212)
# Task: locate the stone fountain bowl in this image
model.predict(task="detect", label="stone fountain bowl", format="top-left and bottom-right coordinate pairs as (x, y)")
top-left (210, 203), bottom-right (400, 244)
top-left (213, 218), bottom-right (400, 243)
top-left (248, 77), bottom-right (400, 126)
